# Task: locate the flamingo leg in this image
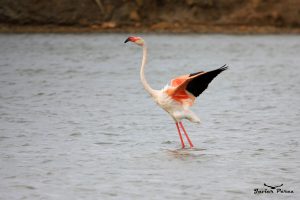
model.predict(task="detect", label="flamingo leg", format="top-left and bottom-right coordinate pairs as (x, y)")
top-left (179, 122), bottom-right (194, 148)
top-left (175, 122), bottom-right (185, 148)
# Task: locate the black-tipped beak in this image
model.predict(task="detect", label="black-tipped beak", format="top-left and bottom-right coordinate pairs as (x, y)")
top-left (124, 38), bottom-right (130, 43)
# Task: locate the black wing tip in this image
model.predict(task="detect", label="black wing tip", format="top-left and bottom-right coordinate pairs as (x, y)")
top-left (219, 64), bottom-right (228, 71)
top-left (189, 71), bottom-right (204, 77)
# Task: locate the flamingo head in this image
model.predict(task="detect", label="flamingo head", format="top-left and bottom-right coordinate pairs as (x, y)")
top-left (124, 36), bottom-right (144, 46)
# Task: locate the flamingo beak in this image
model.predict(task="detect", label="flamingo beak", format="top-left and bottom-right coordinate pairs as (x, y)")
top-left (124, 38), bottom-right (130, 43)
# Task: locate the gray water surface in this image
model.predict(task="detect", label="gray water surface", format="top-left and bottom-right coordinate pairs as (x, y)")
top-left (0, 34), bottom-right (299, 200)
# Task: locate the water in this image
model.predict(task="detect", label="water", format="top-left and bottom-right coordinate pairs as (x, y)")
top-left (0, 34), bottom-right (299, 200)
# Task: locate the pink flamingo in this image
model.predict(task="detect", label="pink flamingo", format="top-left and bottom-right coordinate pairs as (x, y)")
top-left (125, 36), bottom-right (228, 148)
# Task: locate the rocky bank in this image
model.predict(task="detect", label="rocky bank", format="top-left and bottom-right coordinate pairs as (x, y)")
top-left (0, 0), bottom-right (299, 33)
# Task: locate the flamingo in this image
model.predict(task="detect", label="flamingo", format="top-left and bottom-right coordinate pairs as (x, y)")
top-left (125, 36), bottom-right (228, 148)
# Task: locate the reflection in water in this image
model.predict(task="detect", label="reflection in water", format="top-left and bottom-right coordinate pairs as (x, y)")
top-left (166, 148), bottom-right (206, 160)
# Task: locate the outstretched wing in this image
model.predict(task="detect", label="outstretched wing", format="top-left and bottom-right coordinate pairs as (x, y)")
top-left (275, 184), bottom-right (283, 188)
top-left (186, 65), bottom-right (228, 97)
top-left (165, 65), bottom-right (227, 105)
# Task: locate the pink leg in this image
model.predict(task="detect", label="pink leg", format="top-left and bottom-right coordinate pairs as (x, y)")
top-left (179, 122), bottom-right (194, 148)
top-left (175, 122), bottom-right (185, 148)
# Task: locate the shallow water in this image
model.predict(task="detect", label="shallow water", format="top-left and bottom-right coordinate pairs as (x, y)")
top-left (0, 34), bottom-right (299, 200)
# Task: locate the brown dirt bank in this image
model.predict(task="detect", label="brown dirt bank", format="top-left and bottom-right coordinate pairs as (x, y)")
top-left (1, 23), bottom-right (300, 34)
top-left (0, 0), bottom-right (299, 33)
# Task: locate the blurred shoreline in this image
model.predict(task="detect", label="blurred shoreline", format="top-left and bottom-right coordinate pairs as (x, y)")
top-left (1, 1), bottom-right (299, 34)
top-left (1, 23), bottom-right (299, 34)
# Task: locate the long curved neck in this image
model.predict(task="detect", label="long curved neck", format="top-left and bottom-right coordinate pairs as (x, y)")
top-left (140, 44), bottom-right (156, 97)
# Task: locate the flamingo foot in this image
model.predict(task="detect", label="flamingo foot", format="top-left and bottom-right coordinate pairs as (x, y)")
top-left (175, 122), bottom-right (185, 148)
top-left (179, 122), bottom-right (194, 148)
